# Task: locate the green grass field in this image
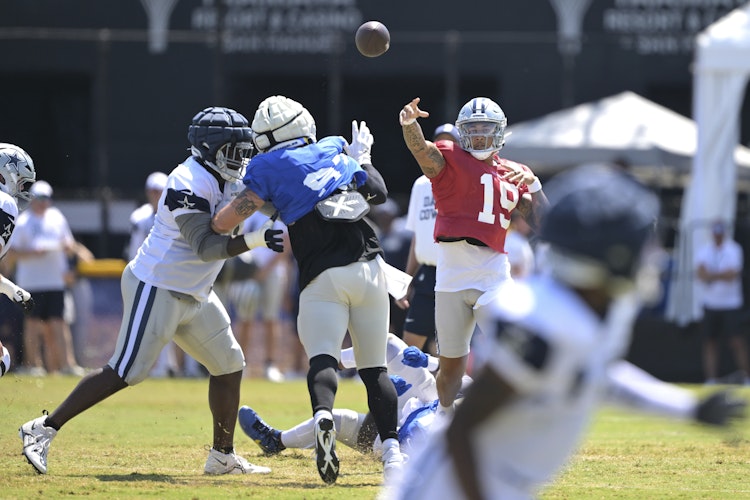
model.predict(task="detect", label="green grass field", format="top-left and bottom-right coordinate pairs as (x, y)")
top-left (2, 375), bottom-right (749, 499)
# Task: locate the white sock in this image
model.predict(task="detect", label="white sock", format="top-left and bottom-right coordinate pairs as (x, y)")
top-left (437, 402), bottom-right (455, 417)
top-left (382, 437), bottom-right (400, 460)
top-left (314, 409), bottom-right (334, 423)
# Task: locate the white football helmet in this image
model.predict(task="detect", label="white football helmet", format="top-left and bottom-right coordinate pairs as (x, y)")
top-left (0, 143), bottom-right (36, 201)
top-left (251, 95), bottom-right (316, 153)
top-left (455, 97), bottom-right (507, 160)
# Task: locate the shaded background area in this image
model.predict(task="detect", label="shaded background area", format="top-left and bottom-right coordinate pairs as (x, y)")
top-left (2, 0), bottom-right (750, 382)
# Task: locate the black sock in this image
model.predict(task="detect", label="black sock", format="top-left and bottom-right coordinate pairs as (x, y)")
top-left (218, 446), bottom-right (233, 455)
top-left (44, 418), bottom-right (60, 431)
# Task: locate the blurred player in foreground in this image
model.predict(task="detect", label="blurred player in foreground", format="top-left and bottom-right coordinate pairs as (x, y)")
top-left (386, 163), bottom-right (747, 500)
top-left (19, 107), bottom-right (283, 476)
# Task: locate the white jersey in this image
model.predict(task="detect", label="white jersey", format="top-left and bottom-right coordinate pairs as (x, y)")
top-left (404, 176), bottom-right (439, 267)
top-left (0, 191), bottom-right (18, 260)
top-left (393, 275), bottom-right (641, 500)
top-left (130, 157), bottom-right (244, 302)
top-left (126, 202), bottom-right (155, 262)
top-left (13, 206), bottom-right (74, 291)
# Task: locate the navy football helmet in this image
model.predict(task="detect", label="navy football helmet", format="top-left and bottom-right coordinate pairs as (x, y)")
top-left (540, 163), bottom-right (660, 295)
top-left (0, 143), bottom-right (36, 201)
top-left (188, 107), bottom-right (253, 181)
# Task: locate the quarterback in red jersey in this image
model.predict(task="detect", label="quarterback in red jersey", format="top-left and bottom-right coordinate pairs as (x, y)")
top-left (399, 96), bottom-right (548, 415)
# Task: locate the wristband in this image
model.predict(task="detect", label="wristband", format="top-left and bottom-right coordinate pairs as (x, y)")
top-left (527, 177), bottom-right (542, 193)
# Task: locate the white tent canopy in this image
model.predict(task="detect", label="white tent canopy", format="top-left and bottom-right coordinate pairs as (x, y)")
top-left (666, 2), bottom-right (750, 326)
top-left (501, 90), bottom-right (750, 177)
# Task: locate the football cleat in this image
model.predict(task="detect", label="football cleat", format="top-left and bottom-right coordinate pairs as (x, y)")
top-left (203, 448), bottom-right (271, 475)
top-left (238, 406), bottom-right (286, 455)
top-left (315, 417), bottom-right (339, 484)
top-left (19, 412), bottom-right (57, 474)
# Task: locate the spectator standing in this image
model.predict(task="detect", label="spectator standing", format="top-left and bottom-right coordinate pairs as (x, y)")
top-left (11, 180), bottom-right (84, 376)
top-left (396, 124), bottom-right (459, 355)
top-left (399, 97), bottom-right (548, 416)
top-left (211, 95), bottom-right (405, 484)
top-left (19, 106), bottom-right (282, 476)
top-left (126, 171), bottom-right (168, 261)
top-left (125, 171), bottom-right (185, 378)
top-left (695, 220), bottom-right (750, 384)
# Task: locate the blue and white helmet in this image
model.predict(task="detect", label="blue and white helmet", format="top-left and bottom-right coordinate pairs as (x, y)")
top-left (455, 97), bottom-right (507, 160)
top-left (188, 106), bottom-right (253, 181)
top-left (251, 95), bottom-right (316, 153)
top-left (0, 143), bottom-right (36, 201)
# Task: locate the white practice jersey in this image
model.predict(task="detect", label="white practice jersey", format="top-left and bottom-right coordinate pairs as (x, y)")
top-left (404, 175), bottom-right (439, 267)
top-left (130, 157), bottom-right (243, 302)
top-left (126, 202), bottom-right (155, 262)
top-left (0, 191), bottom-right (18, 260)
top-left (393, 275), bottom-right (641, 500)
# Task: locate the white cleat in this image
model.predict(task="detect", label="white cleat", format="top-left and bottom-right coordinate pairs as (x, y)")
top-left (19, 413), bottom-right (57, 474)
top-left (203, 448), bottom-right (271, 475)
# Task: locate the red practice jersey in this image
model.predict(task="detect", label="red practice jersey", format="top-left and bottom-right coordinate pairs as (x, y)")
top-left (431, 140), bottom-right (530, 254)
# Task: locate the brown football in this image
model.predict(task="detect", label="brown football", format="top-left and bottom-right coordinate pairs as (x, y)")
top-left (355, 21), bottom-right (390, 58)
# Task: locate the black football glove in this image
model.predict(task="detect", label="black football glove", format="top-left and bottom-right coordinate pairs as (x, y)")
top-left (264, 228), bottom-right (284, 253)
top-left (695, 390), bottom-right (747, 426)
top-left (243, 218), bottom-right (284, 253)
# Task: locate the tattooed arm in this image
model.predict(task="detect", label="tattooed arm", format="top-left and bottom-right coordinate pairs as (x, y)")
top-left (399, 97), bottom-right (446, 178)
top-left (210, 188), bottom-right (266, 234)
top-left (515, 190), bottom-right (548, 234)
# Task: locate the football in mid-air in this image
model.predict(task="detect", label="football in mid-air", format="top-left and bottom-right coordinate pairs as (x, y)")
top-left (355, 21), bottom-right (390, 58)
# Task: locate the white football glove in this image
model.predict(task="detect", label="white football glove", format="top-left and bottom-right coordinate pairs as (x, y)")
top-left (0, 275), bottom-right (34, 313)
top-left (345, 120), bottom-right (374, 165)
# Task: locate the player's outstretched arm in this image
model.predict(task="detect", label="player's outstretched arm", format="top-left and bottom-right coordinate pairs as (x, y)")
top-left (399, 98), bottom-right (445, 178)
top-left (605, 360), bottom-right (747, 427)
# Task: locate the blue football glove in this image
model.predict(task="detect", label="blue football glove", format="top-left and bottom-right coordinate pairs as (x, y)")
top-left (401, 346), bottom-right (428, 368)
top-left (390, 374), bottom-right (413, 397)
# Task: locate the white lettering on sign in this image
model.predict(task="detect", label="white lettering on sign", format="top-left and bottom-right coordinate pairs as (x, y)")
top-left (190, 0), bottom-right (363, 54)
top-left (601, 0), bottom-right (746, 55)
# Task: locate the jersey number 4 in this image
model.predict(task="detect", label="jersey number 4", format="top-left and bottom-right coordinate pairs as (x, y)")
top-left (478, 173), bottom-right (518, 229)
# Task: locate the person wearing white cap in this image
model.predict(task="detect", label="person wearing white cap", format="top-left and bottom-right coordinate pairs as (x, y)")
top-left (124, 171), bottom-right (181, 378)
top-left (11, 179), bottom-right (85, 377)
top-left (126, 172), bottom-right (168, 261)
